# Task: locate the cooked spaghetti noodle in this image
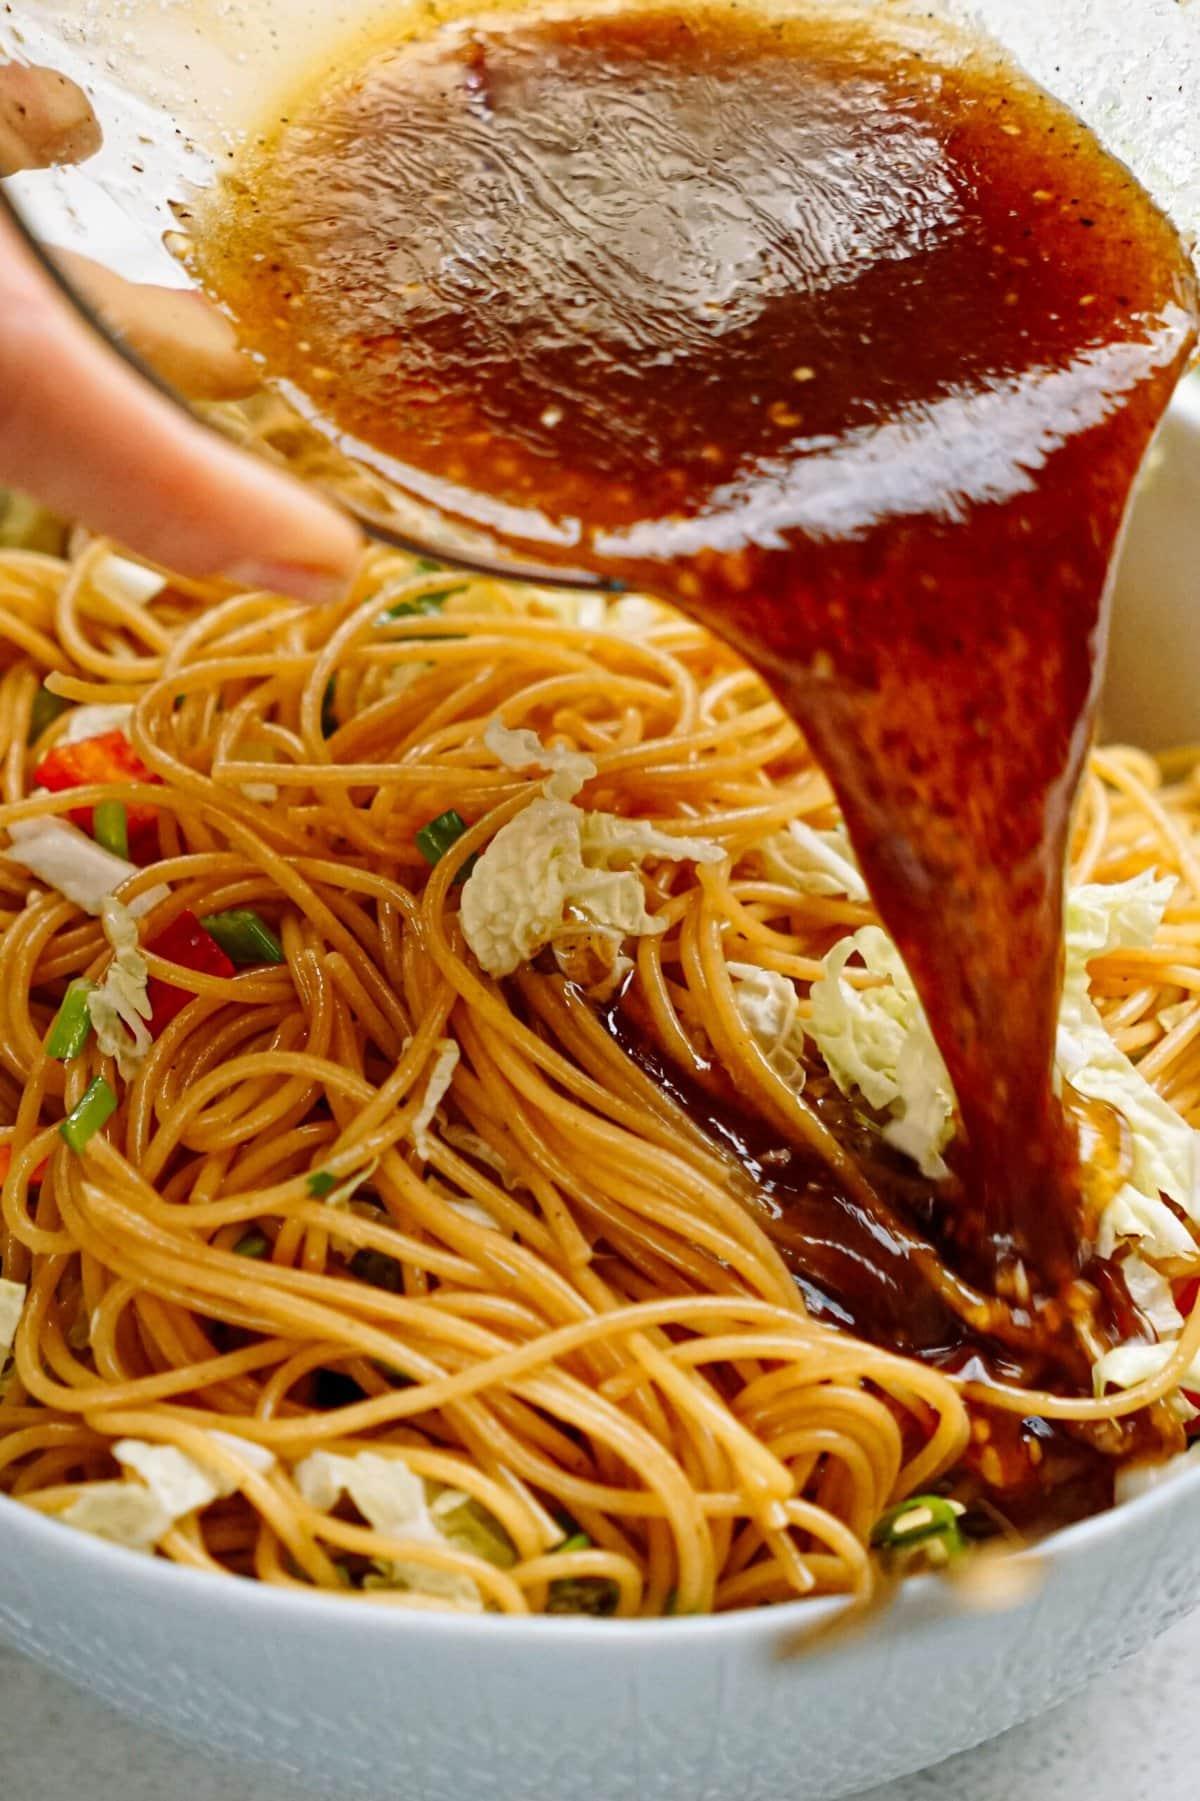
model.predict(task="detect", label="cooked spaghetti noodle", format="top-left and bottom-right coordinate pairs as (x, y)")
top-left (0, 531), bottom-right (1196, 1616)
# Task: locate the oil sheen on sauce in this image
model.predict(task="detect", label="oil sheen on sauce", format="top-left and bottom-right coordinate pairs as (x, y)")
top-left (194, 3), bottom-right (1199, 1290)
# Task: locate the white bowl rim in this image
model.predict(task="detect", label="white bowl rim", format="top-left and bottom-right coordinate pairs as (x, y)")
top-left (3, 1446), bottom-right (1199, 1647)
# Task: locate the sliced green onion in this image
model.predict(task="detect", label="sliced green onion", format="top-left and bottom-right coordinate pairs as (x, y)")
top-left (233, 1230), bottom-right (269, 1258)
top-left (201, 909), bottom-right (285, 967)
top-left (92, 799), bottom-right (129, 860)
top-left (414, 557), bottom-right (443, 572)
top-left (306, 1170), bottom-right (337, 1197)
top-left (349, 1248), bottom-right (404, 1293)
top-left (546, 1524), bottom-right (617, 1611)
top-left (321, 677), bottom-right (338, 740)
top-left (546, 1576), bottom-right (620, 1617)
top-left (415, 809), bottom-right (477, 884)
top-left (28, 685), bottom-right (71, 745)
top-left (377, 586), bottom-right (464, 626)
top-left (46, 979), bottom-right (97, 1062)
top-left (59, 1076), bottom-right (118, 1155)
top-left (416, 808), bottom-right (467, 864)
top-left (870, 1494), bottom-right (966, 1561)
top-left (547, 1527), bottom-right (616, 1613)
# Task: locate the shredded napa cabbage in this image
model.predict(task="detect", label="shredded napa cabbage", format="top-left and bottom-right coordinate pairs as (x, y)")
top-left (1122, 1254), bottom-right (1183, 1337)
top-left (579, 811), bottom-right (724, 866)
top-left (294, 1450), bottom-right (508, 1607)
top-left (1059, 875), bottom-right (1200, 1261)
top-left (461, 795), bottom-right (722, 977)
top-left (1091, 1339), bottom-right (1200, 1405)
top-left (61, 1431), bottom-right (274, 1551)
top-left (59, 1482), bottom-right (172, 1552)
top-left (762, 820), bottom-right (869, 902)
top-left (805, 871), bottom-right (1200, 1245)
top-left (531, 591), bottom-right (610, 631)
top-left (233, 741), bottom-right (280, 805)
top-left (203, 1430), bottom-right (276, 1477)
top-left (410, 1040), bottom-right (460, 1160)
top-left (435, 1174), bottom-right (502, 1232)
top-left (436, 1127), bottom-right (523, 1229)
top-left (315, 1164), bottom-right (378, 1212)
top-left (483, 716), bottom-right (597, 803)
top-left (90, 554), bottom-right (166, 608)
top-left (87, 897), bottom-right (153, 1079)
top-left (238, 778), bottom-right (280, 804)
top-left (807, 925), bottom-right (956, 1179)
top-left (1158, 999), bottom-right (1198, 1036)
top-left (727, 963), bottom-right (808, 1091)
top-left (114, 1440), bottom-right (229, 1519)
top-left (429, 1488), bottom-right (516, 1569)
top-left (295, 1449), bottom-right (438, 1536)
top-left (0, 1278), bottom-right (25, 1363)
top-left (59, 703), bottom-right (134, 745)
top-left (5, 814), bottom-right (168, 917)
top-left (804, 867), bottom-right (1200, 1410)
top-left (462, 723), bottom-right (722, 978)
top-left (532, 591), bottom-right (661, 635)
top-left (441, 1123), bottom-right (525, 1192)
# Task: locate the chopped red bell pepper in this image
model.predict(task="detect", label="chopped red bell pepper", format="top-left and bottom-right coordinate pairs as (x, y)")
top-left (34, 731), bottom-right (162, 844)
top-left (0, 1144), bottom-right (48, 1184)
top-left (144, 910), bottom-right (236, 1036)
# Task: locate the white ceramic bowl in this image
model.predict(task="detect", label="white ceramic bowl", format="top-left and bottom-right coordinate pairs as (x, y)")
top-left (0, 388), bottom-right (1198, 1801)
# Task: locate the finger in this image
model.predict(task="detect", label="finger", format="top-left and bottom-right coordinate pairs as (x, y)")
top-left (0, 63), bottom-right (102, 175)
top-left (52, 250), bottom-right (259, 403)
top-left (0, 219), bottom-right (360, 602)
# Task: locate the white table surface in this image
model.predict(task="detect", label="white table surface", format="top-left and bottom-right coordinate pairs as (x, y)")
top-left (1, 1603), bottom-right (1193, 1801)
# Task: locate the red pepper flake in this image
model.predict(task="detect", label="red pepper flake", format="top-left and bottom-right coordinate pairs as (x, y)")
top-left (144, 910), bottom-right (235, 1036)
top-left (34, 731), bottom-right (161, 840)
top-left (1175, 1278), bottom-right (1200, 1318)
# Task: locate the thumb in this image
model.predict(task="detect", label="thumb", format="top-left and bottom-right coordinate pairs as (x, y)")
top-left (0, 215), bottom-right (361, 604)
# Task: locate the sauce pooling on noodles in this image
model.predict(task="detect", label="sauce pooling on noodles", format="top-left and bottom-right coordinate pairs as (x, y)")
top-left (194, 1), bottom-right (1198, 1288)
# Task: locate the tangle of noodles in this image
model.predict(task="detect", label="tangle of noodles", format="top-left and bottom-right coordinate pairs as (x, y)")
top-left (0, 531), bottom-right (1196, 1618)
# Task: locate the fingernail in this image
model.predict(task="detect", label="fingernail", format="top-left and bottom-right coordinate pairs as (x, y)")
top-left (223, 560), bottom-right (349, 606)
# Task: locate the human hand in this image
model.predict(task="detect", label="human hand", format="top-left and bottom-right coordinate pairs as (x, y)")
top-left (0, 62), bottom-right (359, 602)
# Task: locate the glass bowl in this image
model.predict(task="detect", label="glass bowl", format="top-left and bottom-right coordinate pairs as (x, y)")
top-left (1, 0), bottom-right (1198, 586)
